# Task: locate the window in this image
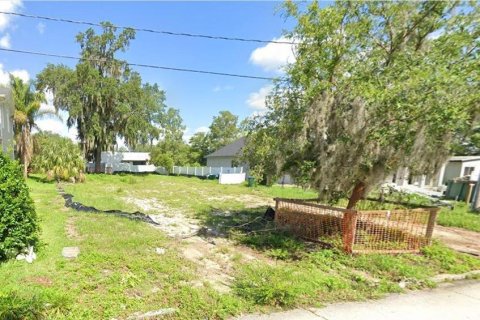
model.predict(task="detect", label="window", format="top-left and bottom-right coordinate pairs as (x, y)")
top-left (463, 167), bottom-right (475, 176)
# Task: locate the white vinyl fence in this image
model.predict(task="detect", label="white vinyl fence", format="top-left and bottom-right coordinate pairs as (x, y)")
top-left (87, 163), bottom-right (156, 173)
top-left (155, 166), bottom-right (245, 177)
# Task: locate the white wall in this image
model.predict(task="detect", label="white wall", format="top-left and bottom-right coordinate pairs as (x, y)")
top-left (461, 160), bottom-right (480, 181)
top-left (442, 162), bottom-right (463, 184)
top-left (219, 173), bottom-right (246, 184)
top-left (0, 90), bottom-right (14, 158)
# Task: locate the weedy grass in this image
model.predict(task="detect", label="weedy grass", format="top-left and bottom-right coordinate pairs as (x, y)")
top-left (0, 179), bottom-right (246, 319)
top-left (1, 175), bottom-right (479, 319)
top-left (437, 202), bottom-right (480, 232)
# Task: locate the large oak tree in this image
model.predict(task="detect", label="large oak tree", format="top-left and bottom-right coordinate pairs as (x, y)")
top-left (37, 22), bottom-right (165, 172)
top-left (245, 0), bottom-right (479, 208)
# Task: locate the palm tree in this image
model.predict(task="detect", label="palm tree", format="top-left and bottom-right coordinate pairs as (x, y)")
top-left (10, 75), bottom-right (56, 178)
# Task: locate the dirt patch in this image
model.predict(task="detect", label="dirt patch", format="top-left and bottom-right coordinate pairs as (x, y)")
top-left (181, 235), bottom-right (276, 292)
top-left (122, 195), bottom-right (273, 292)
top-left (206, 194), bottom-right (274, 209)
top-left (181, 236), bottom-right (234, 293)
top-left (123, 196), bottom-right (200, 237)
top-left (27, 276), bottom-right (53, 287)
top-left (65, 217), bottom-right (81, 240)
top-left (434, 225), bottom-right (480, 256)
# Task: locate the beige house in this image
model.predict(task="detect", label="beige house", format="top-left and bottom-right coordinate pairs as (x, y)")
top-left (0, 87), bottom-right (14, 158)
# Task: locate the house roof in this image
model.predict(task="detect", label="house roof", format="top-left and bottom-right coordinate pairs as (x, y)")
top-left (206, 137), bottom-right (246, 158)
top-left (449, 156), bottom-right (480, 163)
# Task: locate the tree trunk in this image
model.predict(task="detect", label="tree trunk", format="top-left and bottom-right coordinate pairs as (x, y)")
top-left (347, 181), bottom-right (367, 209)
top-left (94, 142), bottom-right (103, 173)
top-left (22, 127), bottom-right (28, 179)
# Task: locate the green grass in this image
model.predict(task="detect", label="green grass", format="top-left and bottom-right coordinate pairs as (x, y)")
top-left (1, 174), bottom-right (479, 319)
top-left (369, 189), bottom-right (480, 233)
top-left (0, 179), bottom-right (246, 319)
top-left (437, 202), bottom-right (480, 232)
top-left (62, 174), bottom-right (318, 215)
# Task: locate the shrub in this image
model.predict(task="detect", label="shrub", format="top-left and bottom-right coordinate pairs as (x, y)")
top-left (31, 132), bottom-right (85, 182)
top-left (0, 153), bottom-right (39, 260)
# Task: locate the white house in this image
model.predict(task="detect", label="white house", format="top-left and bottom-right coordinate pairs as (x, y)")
top-left (441, 156), bottom-right (480, 184)
top-left (206, 137), bottom-right (246, 167)
top-left (206, 137), bottom-right (295, 184)
top-left (389, 156), bottom-right (480, 190)
top-left (87, 152), bottom-right (156, 173)
top-left (0, 87), bottom-right (14, 158)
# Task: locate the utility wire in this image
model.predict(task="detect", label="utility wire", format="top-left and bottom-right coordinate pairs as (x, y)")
top-left (0, 11), bottom-right (296, 45)
top-left (0, 47), bottom-right (278, 81)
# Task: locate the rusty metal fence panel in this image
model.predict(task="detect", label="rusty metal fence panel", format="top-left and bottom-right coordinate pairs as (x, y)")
top-left (274, 198), bottom-right (439, 254)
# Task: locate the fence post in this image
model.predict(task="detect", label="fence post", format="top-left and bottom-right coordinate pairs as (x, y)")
top-left (342, 210), bottom-right (357, 254)
top-left (195, 167), bottom-right (197, 176)
top-left (209, 167), bottom-right (212, 174)
top-left (274, 198), bottom-right (279, 223)
top-left (425, 208), bottom-right (439, 244)
top-left (201, 167), bottom-right (204, 176)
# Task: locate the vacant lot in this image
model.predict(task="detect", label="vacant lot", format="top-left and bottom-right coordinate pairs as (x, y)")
top-left (1, 174), bottom-right (479, 319)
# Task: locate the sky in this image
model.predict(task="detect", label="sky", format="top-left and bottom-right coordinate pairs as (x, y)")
top-left (0, 0), bottom-right (300, 144)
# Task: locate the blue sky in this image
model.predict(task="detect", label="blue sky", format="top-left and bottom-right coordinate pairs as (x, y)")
top-left (0, 0), bottom-right (300, 143)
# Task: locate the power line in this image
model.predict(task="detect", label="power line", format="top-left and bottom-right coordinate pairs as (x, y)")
top-left (0, 11), bottom-right (295, 45)
top-left (0, 47), bottom-right (278, 81)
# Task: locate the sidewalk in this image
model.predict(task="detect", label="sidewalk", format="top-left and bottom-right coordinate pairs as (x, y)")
top-left (235, 280), bottom-right (480, 320)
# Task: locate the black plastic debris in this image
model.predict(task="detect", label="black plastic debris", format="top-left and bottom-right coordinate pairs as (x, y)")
top-left (264, 207), bottom-right (276, 221)
top-left (57, 186), bottom-right (160, 226)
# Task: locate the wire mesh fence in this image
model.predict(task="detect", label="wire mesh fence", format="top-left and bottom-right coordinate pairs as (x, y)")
top-left (274, 198), bottom-right (439, 254)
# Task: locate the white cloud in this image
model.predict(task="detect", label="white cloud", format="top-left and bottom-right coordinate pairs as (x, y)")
top-left (249, 36), bottom-right (296, 73)
top-left (0, 0), bottom-right (22, 32)
top-left (36, 22), bottom-right (45, 34)
top-left (213, 85), bottom-right (233, 93)
top-left (0, 63), bottom-right (29, 85)
top-left (10, 68), bottom-right (29, 82)
top-left (35, 116), bottom-right (78, 142)
top-left (183, 126), bottom-right (209, 143)
top-left (195, 126), bottom-right (209, 134)
top-left (39, 89), bottom-right (55, 113)
top-left (246, 84), bottom-right (273, 111)
top-left (0, 33), bottom-right (10, 48)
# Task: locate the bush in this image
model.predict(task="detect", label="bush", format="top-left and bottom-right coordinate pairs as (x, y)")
top-left (31, 132), bottom-right (85, 182)
top-left (0, 153), bottom-right (39, 260)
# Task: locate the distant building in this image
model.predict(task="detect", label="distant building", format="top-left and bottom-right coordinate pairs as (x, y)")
top-left (87, 152), bottom-right (156, 173)
top-left (206, 137), bottom-right (246, 167)
top-left (0, 87), bottom-right (14, 158)
top-left (206, 137), bottom-right (295, 184)
top-left (389, 156), bottom-right (480, 190)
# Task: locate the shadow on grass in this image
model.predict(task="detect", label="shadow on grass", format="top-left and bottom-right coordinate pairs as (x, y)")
top-left (196, 206), bottom-right (327, 260)
top-left (27, 175), bottom-right (55, 184)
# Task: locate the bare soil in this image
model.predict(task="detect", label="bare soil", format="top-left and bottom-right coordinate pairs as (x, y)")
top-left (121, 195), bottom-right (274, 292)
top-left (123, 196), bottom-right (200, 237)
top-left (434, 225), bottom-right (480, 256)
top-left (65, 216), bottom-right (81, 240)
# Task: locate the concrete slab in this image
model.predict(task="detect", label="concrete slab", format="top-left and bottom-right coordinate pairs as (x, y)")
top-left (62, 246), bottom-right (80, 259)
top-left (234, 281), bottom-right (480, 320)
top-left (235, 309), bottom-right (318, 320)
top-left (311, 281), bottom-right (480, 320)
